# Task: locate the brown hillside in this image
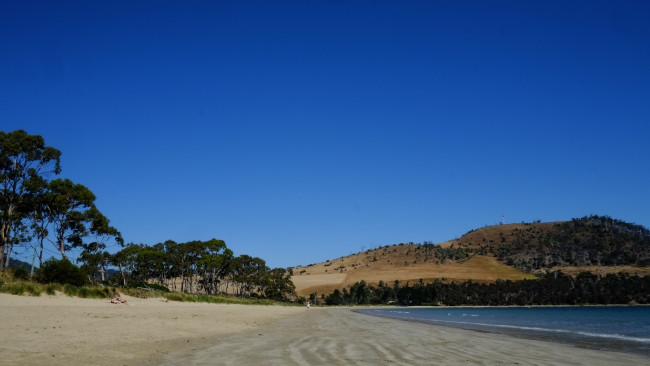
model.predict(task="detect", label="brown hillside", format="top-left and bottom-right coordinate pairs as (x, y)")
top-left (444, 222), bottom-right (559, 250)
top-left (291, 221), bottom-right (650, 297)
top-left (291, 242), bottom-right (535, 297)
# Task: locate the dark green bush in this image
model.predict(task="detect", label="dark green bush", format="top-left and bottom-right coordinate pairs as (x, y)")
top-left (11, 266), bottom-right (30, 280)
top-left (36, 259), bottom-right (87, 286)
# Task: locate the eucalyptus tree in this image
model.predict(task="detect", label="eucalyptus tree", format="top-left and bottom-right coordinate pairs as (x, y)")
top-left (46, 178), bottom-right (99, 259)
top-left (260, 267), bottom-right (296, 300)
top-left (78, 207), bottom-right (123, 281)
top-left (3, 220), bottom-right (30, 269)
top-left (0, 130), bottom-right (61, 270)
top-left (230, 255), bottom-right (268, 297)
top-left (196, 239), bottom-right (233, 295)
top-left (29, 176), bottom-right (52, 266)
top-left (172, 239), bottom-right (233, 294)
top-left (111, 243), bottom-right (146, 286)
top-left (78, 244), bottom-right (112, 283)
top-left (110, 244), bottom-right (138, 286)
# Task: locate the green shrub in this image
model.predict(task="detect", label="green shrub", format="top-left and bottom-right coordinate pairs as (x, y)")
top-left (36, 259), bottom-right (87, 286)
top-left (12, 266), bottom-right (30, 280)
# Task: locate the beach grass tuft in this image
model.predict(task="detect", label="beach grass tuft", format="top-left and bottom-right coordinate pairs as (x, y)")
top-left (45, 283), bottom-right (59, 295)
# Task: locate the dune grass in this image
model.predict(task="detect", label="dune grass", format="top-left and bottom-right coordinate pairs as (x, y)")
top-left (1, 279), bottom-right (118, 299)
top-left (120, 287), bottom-right (293, 306)
top-left (0, 270), bottom-right (114, 299)
top-left (1, 271), bottom-right (296, 305)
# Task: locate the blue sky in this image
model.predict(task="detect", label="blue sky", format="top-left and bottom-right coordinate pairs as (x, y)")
top-left (2, 1), bottom-right (649, 268)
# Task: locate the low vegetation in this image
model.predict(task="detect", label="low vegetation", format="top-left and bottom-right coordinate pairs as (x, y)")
top-left (1, 270), bottom-right (117, 298)
top-left (1, 268), bottom-right (297, 306)
top-left (321, 271), bottom-right (650, 306)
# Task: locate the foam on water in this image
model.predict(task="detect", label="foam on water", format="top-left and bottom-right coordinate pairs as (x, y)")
top-left (361, 306), bottom-right (650, 357)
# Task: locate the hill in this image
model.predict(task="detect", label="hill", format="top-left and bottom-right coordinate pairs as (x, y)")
top-left (7, 258), bottom-right (32, 271)
top-left (291, 215), bottom-right (650, 297)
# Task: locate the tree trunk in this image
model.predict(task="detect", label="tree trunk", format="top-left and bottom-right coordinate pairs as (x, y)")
top-left (0, 222), bottom-right (8, 271)
top-left (99, 262), bottom-right (106, 282)
top-left (38, 240), bottom-right (44, 267)
top-left (4, 243), bottom-right (12, 269)
top-left (118, 262), bottom-right (126, 287)
top-left (0, 246), bottom-right (5, 270)
top-left (58, 238), bottom-right (67, 259)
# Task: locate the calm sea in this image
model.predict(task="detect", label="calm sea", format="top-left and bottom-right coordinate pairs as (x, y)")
top-left (359, 306), bottom-right (650, 357)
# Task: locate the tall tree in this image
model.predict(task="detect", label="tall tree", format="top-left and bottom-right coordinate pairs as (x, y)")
top-left (0, 130), bottom-right (61, 270)
top-left (46, 178), bottom-right (97, 259)
top-left (78, 207), bottom-right (123, 282)
top-left (230, 255), bottom-right (267, 297)
top-left (196, 239), bottom-right (233, 295)
top-left (260, 267), bottom-right (295, 301)
top-left (29, 175), bottom-right (54, 267)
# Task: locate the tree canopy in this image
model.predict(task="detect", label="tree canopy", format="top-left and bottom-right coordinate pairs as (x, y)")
top-left (0, 130), bottom-right (61, 270)
top-left (0, 130), bottom-right (121, 275)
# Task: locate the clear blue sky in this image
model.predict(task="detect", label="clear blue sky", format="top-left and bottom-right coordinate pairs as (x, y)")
top-left (2, 1), bottom-right (649, 268)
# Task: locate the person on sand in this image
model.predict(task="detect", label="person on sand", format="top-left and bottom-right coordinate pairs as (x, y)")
top-left (111, 297), bottom-right (127, 304)
top-left (307, 301), bottom-right (310, 309)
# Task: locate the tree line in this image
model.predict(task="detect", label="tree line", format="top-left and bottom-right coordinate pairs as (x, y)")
top-left (112, 240), bottom-right (295, 300)
top-left (1, 130), bottom-right (295, 301)
top-left (324, 271), bottom-right (650, 306)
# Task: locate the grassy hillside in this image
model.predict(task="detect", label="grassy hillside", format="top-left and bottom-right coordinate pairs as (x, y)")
top-left (292, 243), bottom-right (535, 296)
top-left (292, 216), bottom-right (650, 297)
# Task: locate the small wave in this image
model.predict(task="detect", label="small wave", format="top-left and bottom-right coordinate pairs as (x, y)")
top-left (432, 319), bottom-right (650, 344)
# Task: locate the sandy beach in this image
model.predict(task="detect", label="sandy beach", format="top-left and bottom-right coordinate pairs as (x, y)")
top-left (2, 293), bottom-right (647, 366)
top-left (0, 293), bottom-right (301, 366)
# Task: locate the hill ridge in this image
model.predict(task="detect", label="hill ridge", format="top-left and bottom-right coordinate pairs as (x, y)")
top-left (291, 216), bottom-right (650, 296)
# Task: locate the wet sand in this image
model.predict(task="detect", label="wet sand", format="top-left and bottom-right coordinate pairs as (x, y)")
top-left (160, 307), bottom-right (648, 365)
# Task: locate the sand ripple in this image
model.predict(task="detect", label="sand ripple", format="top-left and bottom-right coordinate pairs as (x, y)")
top-left (160, 308), bottom-right (648, 366)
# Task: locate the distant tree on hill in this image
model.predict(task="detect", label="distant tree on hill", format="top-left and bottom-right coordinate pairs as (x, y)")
top-left (457, 215), bottom-right (650, 270)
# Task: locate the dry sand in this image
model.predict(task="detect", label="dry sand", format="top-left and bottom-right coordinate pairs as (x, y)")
top-left (1, 293), bottom-right (647, 366)
top-left (0, 293), bottom-right (300, 366)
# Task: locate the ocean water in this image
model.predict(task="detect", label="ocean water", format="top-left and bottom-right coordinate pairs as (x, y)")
top-left (360, 306), bottom-right (650, 357)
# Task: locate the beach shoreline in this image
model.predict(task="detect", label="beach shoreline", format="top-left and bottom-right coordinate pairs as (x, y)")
top-left (159, 307), bottom-right (649, 365)
top-left (356, 307), bottom-right (650, 358)
top-left (2, 293), bottom-right (648, 365)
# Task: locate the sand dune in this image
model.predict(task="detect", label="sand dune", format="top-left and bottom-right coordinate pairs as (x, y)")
top-left (2, 293), bottom-right (647, 365)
